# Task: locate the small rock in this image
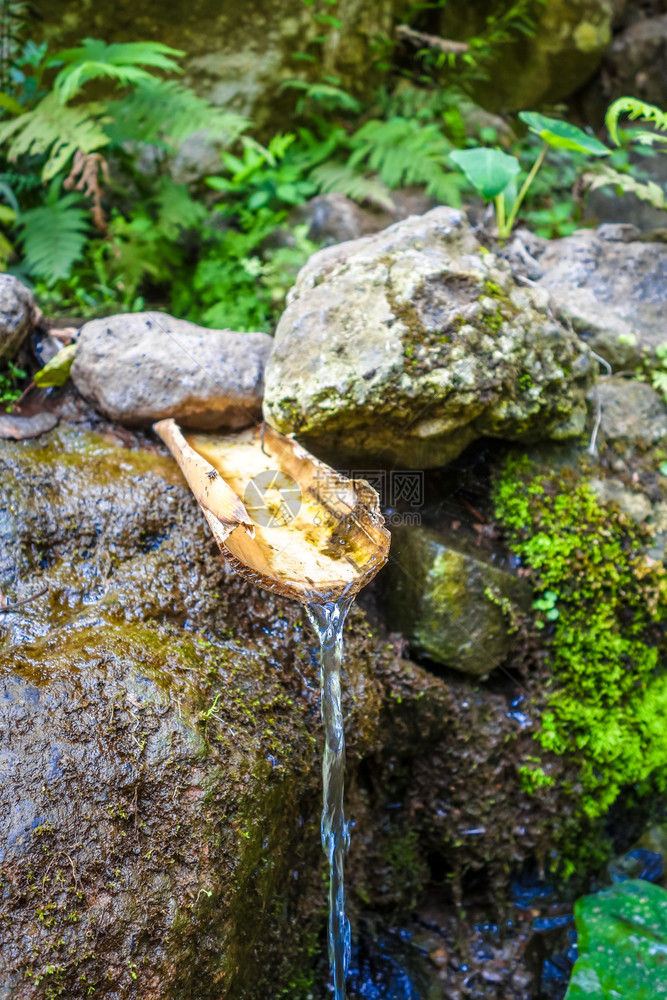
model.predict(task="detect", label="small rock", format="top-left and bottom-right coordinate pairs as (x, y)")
top-left (596, 223), bottom-right (642, 243)
top-left (0, 275), bottom-right (35, 365)
top-left (0, 412), bottom-right (58, 440)
top-left (588, 378), bottom-right (667, 448)
top-left (71, 311), bottom-right (273, 429)
top-left (536, 227), bottom-right (667, 368)
top-left (588, 477), bottom-right (653, 524)
top-left (294, 189), bottom-right (436, 247)
top-left (381, 525), bottom-right (532, 677)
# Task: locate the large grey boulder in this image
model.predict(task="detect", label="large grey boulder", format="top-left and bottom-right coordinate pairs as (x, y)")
top-left (263, 207), bottom-right (594, 468)
top-left (0, 274), bottom-right (35, 365)
top-left (71, 311), bottom-right (272, 429)
top-left (381, 525), bottom-right (532, 677)
top-left (535, 227), bottom-right (667, 369)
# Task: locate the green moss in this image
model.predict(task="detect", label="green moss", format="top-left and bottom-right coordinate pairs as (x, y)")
top-left (494, 456), bottom-right (667, 823)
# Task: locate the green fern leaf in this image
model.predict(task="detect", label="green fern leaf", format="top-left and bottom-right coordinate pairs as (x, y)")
top-left (18, 188), bottom-right (89, 282)
top-left (104, 79), bottom-right (249, 150)
top-left (347, 117), bottom-right (460, 204)
top-left (606, 97), bottom-right (667, 147)
top-left (309, 162), bottom-right (395, 210)
top-left (53, 38), bottom-right (185, 103)
top-left (0, 92), bottom-right (109, 180)
top-left (154, 178), bottom-right (207, 237)
top-left (586, 165), bottom-right (667, 210)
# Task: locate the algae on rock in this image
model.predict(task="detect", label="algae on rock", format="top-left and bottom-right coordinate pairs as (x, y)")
top-left (382, 525), bottom-right (531, 676)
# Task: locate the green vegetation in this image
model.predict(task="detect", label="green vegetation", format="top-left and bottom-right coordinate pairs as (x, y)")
top-left (565, 880), bottom-right (667, 999)
top-left (494, 456), bottom-right (667, 826)
top-left (0, 0), bottom-right (589, 336)
top-left (450, 111), bottom-right (609, 237)
top-left (0, 358), bottom-right (25, 408)
top-left (586, 96), bottom-right (667, 211)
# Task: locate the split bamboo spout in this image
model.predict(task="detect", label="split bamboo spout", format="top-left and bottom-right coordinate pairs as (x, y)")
top-left (153, 419), bottom-right (390, 605)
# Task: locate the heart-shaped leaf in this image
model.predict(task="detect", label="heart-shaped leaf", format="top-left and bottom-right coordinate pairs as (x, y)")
top-left (519, 112), bottom-right (610, 156)
top-left (449, 148), bottom-right (520, 199)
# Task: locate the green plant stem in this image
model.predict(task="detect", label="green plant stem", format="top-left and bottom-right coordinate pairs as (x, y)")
top-left (494, 192), bottom-right (506, 238)
top-left (503, 141), bottom-right (548, 236)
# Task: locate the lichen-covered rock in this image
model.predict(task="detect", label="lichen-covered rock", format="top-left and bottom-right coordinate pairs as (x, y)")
top-left (380, 525), bottom-right (531, 676)
top-left (263, 207), bottom-right (594, 468)
top-left (71, 311), bottom-right (272, 429)
top-left (535, 227), bottom-right (667, 369)
top-left (0, 274), bottom-right (35, 365)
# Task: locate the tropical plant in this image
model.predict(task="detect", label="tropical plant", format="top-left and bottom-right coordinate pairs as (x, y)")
top-left (450, 111), bottom-right (610, 237)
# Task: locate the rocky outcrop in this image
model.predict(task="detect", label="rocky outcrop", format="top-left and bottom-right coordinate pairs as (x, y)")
top-left (263, 208), bottom-right (593, 468)
top-left (71, 312), bottom-right (272, 429)
top-left (0, 274), bottom-right (35, 365)
top-left (381, 525), bottom-right (531, 677)
top-left (0, 422), bottom-right (606, 997)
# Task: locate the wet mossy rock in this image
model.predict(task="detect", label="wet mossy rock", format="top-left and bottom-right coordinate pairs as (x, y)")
top-left (27, 0), bottom-right (413, 132)
top-left (263, 208), bottom-right (594, 469)
top-left (493, 445), bottom-right (667, 835)
top-left (0, 425), bottom-right (387, 998)
top-left (382, 525), bottom-right (532, 676)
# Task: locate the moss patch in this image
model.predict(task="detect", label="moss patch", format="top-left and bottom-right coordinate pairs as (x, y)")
top-left (494, 455), bottom-right (667, 841)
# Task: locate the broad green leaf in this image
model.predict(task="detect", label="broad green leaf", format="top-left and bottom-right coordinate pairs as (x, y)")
top-left (34, 343), bottom-right (77, 387)
top-left (449, 147), bottom-right (520, 199)
top-left (519, 112), bottom-right (610, 156)
top-left (565, 880), bottom-right (667, 1000)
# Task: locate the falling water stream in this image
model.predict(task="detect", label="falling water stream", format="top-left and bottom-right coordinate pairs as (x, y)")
top-left (306, 595), bottom-right (355, 1000)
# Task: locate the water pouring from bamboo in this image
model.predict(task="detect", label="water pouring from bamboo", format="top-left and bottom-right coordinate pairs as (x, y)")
top-left (154, 418), bottom-right (390, 999)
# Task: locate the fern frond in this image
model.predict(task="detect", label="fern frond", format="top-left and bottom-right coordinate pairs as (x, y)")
top-left (606, 96), bottom-right (667, 147)
top-left (53, 38), bottom-right (184, 103)
top-left (154, 178), bottom-right (207, 237)
top-left (585, 165), bottom-right (667, 210)
top-left (309, 161), bottom-right (395, 211)
top-left (104, 79), bottom-right (249, 150)
top-left (348, 117), bottom-right (461, 205)
top-left (18, 189), bottom-right (89, 282)
top-left (0, 92), bottom-right (109, 179)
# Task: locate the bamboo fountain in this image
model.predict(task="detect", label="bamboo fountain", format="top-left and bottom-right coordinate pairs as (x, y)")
top-left (154, 418), bottom-right (390, 999)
